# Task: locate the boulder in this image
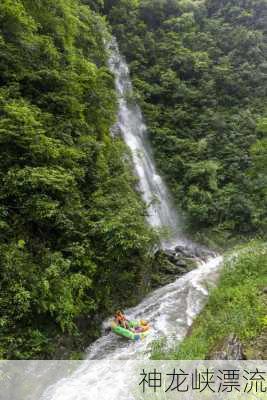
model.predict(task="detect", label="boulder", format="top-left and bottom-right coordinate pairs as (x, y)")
top-left (163, 249), bottom-right (198, 270)
top-left (174, 245), bottom-right (194, 258)
top-left (151, 246), bottom-right (200, 288)
top-left (174, 244), bottom-right (215, 261)
top-left (164, 249), bottom-right (179, 263)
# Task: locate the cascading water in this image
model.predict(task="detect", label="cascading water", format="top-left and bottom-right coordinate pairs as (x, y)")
top-left (108, 38), bottom-right (184, 247)
top-left (41, 38), bottom-right (222, 400)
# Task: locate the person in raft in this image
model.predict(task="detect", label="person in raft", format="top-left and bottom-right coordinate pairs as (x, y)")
top-left (114, 310), bottom-right (131, 330)
top-left (114, 311), bottom-right (149, 333)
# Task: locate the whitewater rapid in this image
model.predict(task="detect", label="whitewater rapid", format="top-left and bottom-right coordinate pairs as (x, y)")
top-left (87, 255), bottom-right (222, 360)
top-left (41, 256), bottom-right (222, 400)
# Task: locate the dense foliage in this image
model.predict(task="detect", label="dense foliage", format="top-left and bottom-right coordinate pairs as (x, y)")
top-left (151, 240), bottom-right (267, 359)
top-left (106, 0), bottom-right (267, 243)
top-left (0, 0), bottom-right (155, 359)
top-left (1, 0), bottom-right (267, 360)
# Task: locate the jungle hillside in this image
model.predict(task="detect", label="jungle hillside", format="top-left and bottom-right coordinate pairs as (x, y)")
top-left (107, 0), bottom-right (267, 247)
top-left (0, 0), bottom-right (266, 359)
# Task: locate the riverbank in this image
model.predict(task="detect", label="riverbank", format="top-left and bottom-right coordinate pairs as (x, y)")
top-left (151, 240), bottom-right (267, 360)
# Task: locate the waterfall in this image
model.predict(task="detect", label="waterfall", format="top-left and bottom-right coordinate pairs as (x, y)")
top-left (108, 38), bottom-right (185, 247)
top-left (40, 38), bottom-right (223, 400)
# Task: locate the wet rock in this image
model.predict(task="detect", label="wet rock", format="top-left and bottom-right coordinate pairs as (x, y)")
top-left (175, 245), bottom-right (194, 258)
top-left (159, 260), bottom-right (181, 275)
top-left (175, 244), bottom-right (216, 262)
top-left (152, 242), bottom-right (219, 289)
top-left (164, 249), bottom-right (179, 263)
top-left (162, 249), bottom-right (198, 271)
top-left (174, 259), bottom-right (188, 267)
top-left (262, 287), bottom-right (267, 294)
top-left (209, 334), bottom-right (246, 360)
top-left (151, 246), bottom-right (201, 288)
top-left (174, 245), bottom-right (205, 261)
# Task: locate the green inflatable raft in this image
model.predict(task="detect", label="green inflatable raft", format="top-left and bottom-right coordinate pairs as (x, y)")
top-left (111, 320), bottom-right (150, 341)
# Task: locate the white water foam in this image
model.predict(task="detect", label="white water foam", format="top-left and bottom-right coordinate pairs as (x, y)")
top-left (42, 256), bottom-right (222, 400)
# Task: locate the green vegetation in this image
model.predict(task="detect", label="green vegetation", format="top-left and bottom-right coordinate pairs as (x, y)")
top-left (106, 0), bottom-right (267, 244)
top-left (151, 240), bottom-right (267, 359)
top-left (0, 0), bottom-right (155, 359)
top-left (1, 0), bottom-right (266, 360)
